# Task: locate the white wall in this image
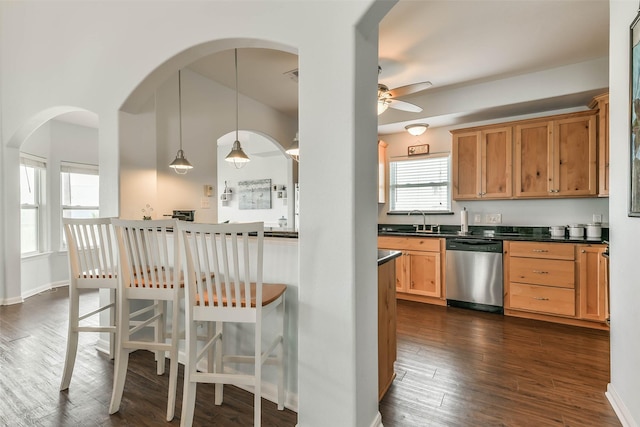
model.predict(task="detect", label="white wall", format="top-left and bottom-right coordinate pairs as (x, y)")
top-left (378, 108), bottom-right (610, 228)
top-left (607, 2), bottom-right (640, 426)
top-left (217, 131), bottom-right (291, 227)
top-left (0, 2), bottom-right (385, 426)
top-left (119, 68), bottom-right (297, 224)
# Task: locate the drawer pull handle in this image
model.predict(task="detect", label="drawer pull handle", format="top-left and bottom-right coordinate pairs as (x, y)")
top-left (532, 249), bottom-right (549, 252)
top-left (532, 270), bottom-right (549, 274)
top-left (534, 297), bottom-right (550, 301)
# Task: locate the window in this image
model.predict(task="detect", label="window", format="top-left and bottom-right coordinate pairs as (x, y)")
top-left (61, 162), bottom-right (99, 220)
top-left (389, 154), bottom-right (451, 212)
top-left (20, 155), bottom-right (46, 255)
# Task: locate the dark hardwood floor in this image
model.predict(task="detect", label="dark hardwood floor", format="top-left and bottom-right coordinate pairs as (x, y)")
top-left (1, 288), bottom-right (619, 426)
top-left (0, 287), bottom-right (297, 426)
top-left (380, 300), bottom-right (620, 427)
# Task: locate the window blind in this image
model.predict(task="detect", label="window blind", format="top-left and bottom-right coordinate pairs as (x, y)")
top-left (389, 154), bottom-right (451, 212)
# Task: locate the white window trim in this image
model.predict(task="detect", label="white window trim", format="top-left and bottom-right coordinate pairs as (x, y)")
top-left (20, 154), bottom-right (47, 256)
top-left (388, 152), bottom-right (452, 214)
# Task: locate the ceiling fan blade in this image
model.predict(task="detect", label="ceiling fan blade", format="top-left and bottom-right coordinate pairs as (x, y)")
top-left (389, 81), bottom-right (432, 98)
top-left (388, 99), bottom-right (423, 113)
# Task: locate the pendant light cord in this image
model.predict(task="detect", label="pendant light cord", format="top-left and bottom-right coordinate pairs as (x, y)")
top-left (235, 48), bottom-right (239, 142)
top-left (178, 69), bottom-right (183, 151)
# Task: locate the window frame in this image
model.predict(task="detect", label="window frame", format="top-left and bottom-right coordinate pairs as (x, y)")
top-left (20, 154), bottom-right (47, 256)
top-left (60, 162), bottom-right (100, 248)
top-left (388, 153), bottom-right (452, 214)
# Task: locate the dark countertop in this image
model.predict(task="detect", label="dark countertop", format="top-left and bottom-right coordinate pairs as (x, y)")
top-left (378, 249), bottom-right (402, 266)
top-left (378, 224), bottom-right (609, 245)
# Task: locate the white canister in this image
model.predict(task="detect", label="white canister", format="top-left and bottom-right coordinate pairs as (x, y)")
top-left (568, 224), bottom-right (585, 238)
top-left (586, 223), bottom-right (602, 239)
top-left (549, 226), bottom-right (566, 237)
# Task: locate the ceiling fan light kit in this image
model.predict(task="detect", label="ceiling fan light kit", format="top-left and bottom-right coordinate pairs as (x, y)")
top-left (376, 67), bottom-right (432, 115)
top-left (169, 69), bottom-right (194, 175)
top-left (226, 48), bottom-right (250, 169)
top-left (405, 123), bottom-right (429, 136)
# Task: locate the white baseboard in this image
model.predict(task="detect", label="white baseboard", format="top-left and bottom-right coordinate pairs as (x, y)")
top-left (606, 383), bottom-right (638, 427)
top-left (0, 295), bottom-right (24, 305)
top-left (1, 281), bottom-right (69, 306)
top-left (370, 411), bottom-right (384, 427)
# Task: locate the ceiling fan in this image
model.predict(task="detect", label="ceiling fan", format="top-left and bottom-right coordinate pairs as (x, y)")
top-left (377, 66), bottom-right (432, 115)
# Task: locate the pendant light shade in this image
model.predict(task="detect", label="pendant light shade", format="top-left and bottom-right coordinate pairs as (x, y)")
top-left (225, 140), bottom-right (250, 163)
top-left (169, 69), bottom-right (193, 174)
top-left (226, 48), bottom-right (250, 169)
top-left (286, 132), bottom-right (299, 162)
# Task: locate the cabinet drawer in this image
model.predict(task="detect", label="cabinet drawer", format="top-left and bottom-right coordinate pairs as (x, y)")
top-left (509, 283), bottom-right (575, 316)
top-left (510, 257), bottom-right (575, 288)
top-left (509, 241), bottom-right (575, 260)
top-left (378, 236), bottom-right (441, 252)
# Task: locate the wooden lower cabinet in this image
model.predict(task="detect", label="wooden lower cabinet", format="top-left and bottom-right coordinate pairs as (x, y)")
top-left (509, 283), bottom-right (575, 316)
top-left (405, 250), bottom-right (441, 297)
top-left (577, 244), bottom-right (609, 322)
top-left (378, 236), bottom-right (446, 305)
top-left (504, 241), bottom-right (609, 330)
top-left (378, 257), bottom-right (396, 400)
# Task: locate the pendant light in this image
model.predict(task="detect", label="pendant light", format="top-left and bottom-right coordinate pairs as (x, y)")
top-left (225, 48), bottom-right (250, 168)
top-left (286, 132), bottom-right (299, 162)
top-left (169, 69), bottom-right (193, 174)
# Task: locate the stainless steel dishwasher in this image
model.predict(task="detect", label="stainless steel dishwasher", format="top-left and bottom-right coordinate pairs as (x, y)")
top-left (445, 238), bottom-right (504, 313)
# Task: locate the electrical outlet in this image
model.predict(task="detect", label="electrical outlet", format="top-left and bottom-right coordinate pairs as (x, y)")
top-left (474, 214), bottom-right (482, 224)
top-left (201, 197), bottom-right (210, 209)
top-left (486, 213), bottom-right (502, 224)
top-left (593, 214), bottom-right (603, 223)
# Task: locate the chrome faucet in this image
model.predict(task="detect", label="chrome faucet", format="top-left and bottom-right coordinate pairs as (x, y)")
top-left (409, 210), bottom-right (427, 231)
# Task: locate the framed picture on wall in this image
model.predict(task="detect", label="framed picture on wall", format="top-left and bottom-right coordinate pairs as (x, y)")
top-left (630, 11), bottom-right (640, 216)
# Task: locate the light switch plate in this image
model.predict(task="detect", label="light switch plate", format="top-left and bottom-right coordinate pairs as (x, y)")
top-left (201, 198), bottom-right (210, 209)
top-left (486, 213), bottom-right (502, 224)
top-left (593, 214), bottom-right (603, 223)
top-left (474, 214), bottom-right (482, 224)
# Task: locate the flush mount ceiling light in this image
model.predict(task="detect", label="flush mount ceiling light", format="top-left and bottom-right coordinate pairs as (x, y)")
top-left (286, 132), bottom-right (299, 162)
top-left (169, 69), bottom-right (194, 174)
top-left (225, 48), bottom-right (250, 169)
top-left (405, 123), bottom-right (429, 136)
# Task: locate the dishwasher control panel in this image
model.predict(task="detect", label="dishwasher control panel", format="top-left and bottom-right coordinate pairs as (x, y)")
top-left (446, 238), bottom-right (503, 253)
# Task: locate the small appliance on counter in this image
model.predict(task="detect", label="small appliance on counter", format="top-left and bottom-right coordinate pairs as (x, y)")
top-left (549, 225), bottom-right (566, 238)
top-left (172, 210), bottom-right (195, 221)
top-left (586, 223), bottom-right (602, 239)
top-left (568, 224), bottom-right (585, 238)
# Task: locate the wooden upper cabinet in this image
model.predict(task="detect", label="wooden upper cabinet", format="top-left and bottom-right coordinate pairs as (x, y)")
top-left (554, 114), bottom-right (597, 196)
top-left (452, 131), bottom-right (481, 199)
top-left (514, 111), bottom-right (597, 198)
top-left (378, 140), bottom-right (388, 204)
top-left (589, 93), bottom-right (610, 196)
top-left (452, 126), bottom-right (512, 200)
top-left (515, 121), bottom-right (553, 197)
top-left (483, 127), bottom-right (512, 198)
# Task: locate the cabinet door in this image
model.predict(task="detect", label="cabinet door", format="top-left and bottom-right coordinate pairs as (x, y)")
top-left (597, 96), bottom-right (610, 196)
top-left (554, 114), bottom-right (597, 196)
top-left (515, 121), bottom-right (553, 197)
top-left (378, 140), bottom-right (388, 203)
top-left (482, 126), bottom-right (512, 198)
top-left (406, 250), bottom-right (441, 297)
top-left (395, 254), bottom-right (407, 293)
top-left (452, 131), bottom-right (481, 199)
top-left (578, 245), bottom-right (607, 322)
